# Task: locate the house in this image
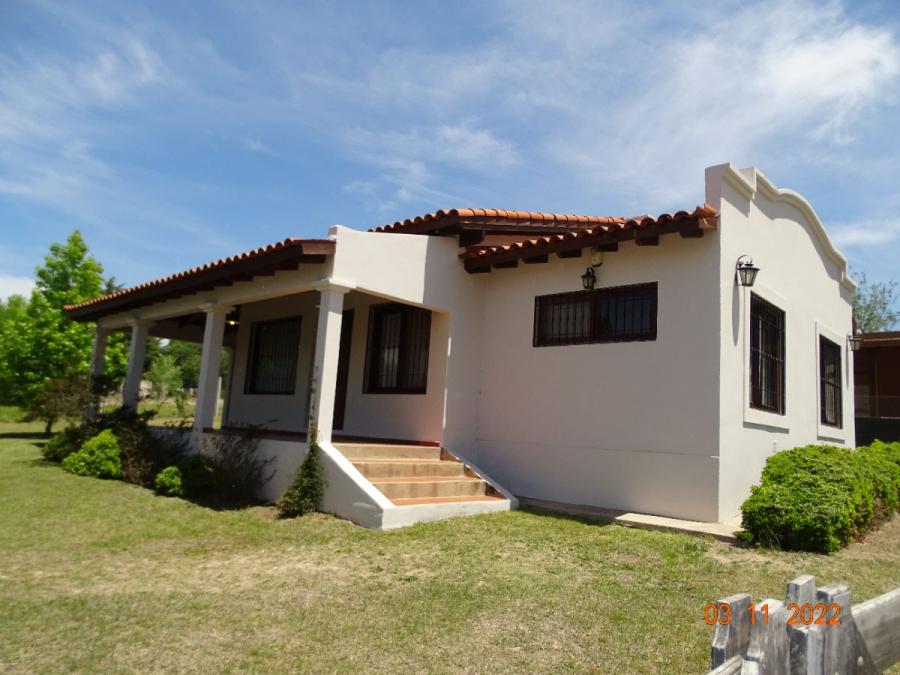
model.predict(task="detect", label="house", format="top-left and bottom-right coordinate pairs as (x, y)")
top-left (63, 163), bottom-right (856, 530)
top-left (854, 331), bottom-right (900, 445)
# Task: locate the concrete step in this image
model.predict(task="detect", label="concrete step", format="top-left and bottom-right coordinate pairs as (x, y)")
top-left (352, 459), bottom-right (466, 479)
top-left (392, 495), bottom-right (509, 506)
top-left (372, 476), bottom-right (488, 500)
top-left (335, 443), bottom-right (442, 461)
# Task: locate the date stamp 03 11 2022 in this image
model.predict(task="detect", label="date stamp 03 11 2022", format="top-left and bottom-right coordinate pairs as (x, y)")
top-left (704, 601), bottom-right (842, 626)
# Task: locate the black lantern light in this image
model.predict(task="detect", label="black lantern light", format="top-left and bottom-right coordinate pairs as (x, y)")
top-left (736, 255), bottom-right (760, 287)
top-left (848, 333), bottom-right (863, 352)
top-left (581, 266), bottom-right (596, 290)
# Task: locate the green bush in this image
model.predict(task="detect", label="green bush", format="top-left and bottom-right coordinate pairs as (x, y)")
top-left (856, 440), bottom-right (900, 518)
top-left (278, 437), bottom-right (327, 518)
top-left (740, 442), bottom-right (900, 553)
top-left (154, 466), bottom-right (184, 497)
top-left (62, 429), bottom-right (122, 479)
top-left (42, 426), bottom-right (92, 463)
top-left (178, 455), bottom-right (216, 496)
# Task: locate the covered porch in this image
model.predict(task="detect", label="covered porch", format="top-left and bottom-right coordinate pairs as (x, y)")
top-left (66, 230), bottom-right (514, 528)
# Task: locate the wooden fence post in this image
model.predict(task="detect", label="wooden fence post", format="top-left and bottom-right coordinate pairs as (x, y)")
top-left (743, 599), bottom-right (789, 674)
top-left (712, 593), bottom-right (752, 668)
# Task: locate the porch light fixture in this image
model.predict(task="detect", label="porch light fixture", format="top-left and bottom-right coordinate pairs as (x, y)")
top-left (581, 266), bottom-right (596, 291)
top-left (735, 255), bottom-right (760, 287)
top-left (848, 332), bottom-right (863, 352)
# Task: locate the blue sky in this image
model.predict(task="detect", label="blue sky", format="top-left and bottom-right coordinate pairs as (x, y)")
top-left (1, 0), bottom-right (899, 301)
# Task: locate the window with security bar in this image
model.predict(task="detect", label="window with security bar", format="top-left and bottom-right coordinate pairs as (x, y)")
top-left (749, 294), bottom-right (785, 414)
top-left (245, 316), bottom-right (302, 395)
top-left (364, 303), bottom-right (431, 394)
top-left (533, 282), bottom-right (657, 347)
top-left (819, 335), bottom-right (842, 428)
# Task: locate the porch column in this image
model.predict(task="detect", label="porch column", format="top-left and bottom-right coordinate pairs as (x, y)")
top-left (309, 283), bottom-right (352, 445)
top-left (194, 303), bottom-right (233, 432)
top-left (122, 319), bottom-right (152, 411)
top-left (86, 326), bottom-right (109, 420)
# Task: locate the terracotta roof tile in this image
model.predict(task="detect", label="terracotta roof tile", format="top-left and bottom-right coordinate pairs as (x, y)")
top-left (64, 237), bottom-right (334, 319)
top-left (460, 204), bottom-right (717, 266)
top-left (372, 208), bottom-right (625, 233)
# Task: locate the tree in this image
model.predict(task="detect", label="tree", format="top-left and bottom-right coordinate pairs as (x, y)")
top-left (24, 375), bottom-right (93, 435)
top-left (853, 272), bottom-right (899, 333)
top-left (0, 231), bottom-right (127, 418)
top-left (146, 354), bottom-right (182, 403)
top-left (0, 295), bottom-right (27, 403)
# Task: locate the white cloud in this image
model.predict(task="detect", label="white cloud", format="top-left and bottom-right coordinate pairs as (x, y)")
top-left (243, 137), bottom-right (267, 153)
top-left (0, 274), bottom-right (35, 301)
top-left (830, 220), bottom-right (900, 248)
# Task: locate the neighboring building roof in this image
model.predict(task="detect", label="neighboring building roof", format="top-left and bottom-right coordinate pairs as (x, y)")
top-left (859, 331), bottom-right (900, 349)
top-left (64, 238), bottom-right (334, 322)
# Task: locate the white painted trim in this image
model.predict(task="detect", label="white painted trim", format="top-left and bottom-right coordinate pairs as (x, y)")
top-left (814, 321), bottom-right (851, 444)
top-left (742, 282), bottom-right (791, 431)
top-left (719, 164), bottom-right (855, 291)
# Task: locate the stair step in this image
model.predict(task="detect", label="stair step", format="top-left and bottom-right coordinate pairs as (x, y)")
top-left (392, 495), bottom-right (508, 506)
top-left (352, 459), bottom-right (466, 479)
top-left (336, 443), bottom-right (442, 460)
top-left (373, 476), bottom-right (487, 499)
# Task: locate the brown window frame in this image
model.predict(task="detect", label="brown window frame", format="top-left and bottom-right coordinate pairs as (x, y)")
top-left (364, 303), bottom-right (431, 395)
top-left (749, 293), bottom-right (785, 415)
top-left (819, 335), bottom-right (843, 428)
top-left (244, 316), bottom-right (302, 395)
top-left (533, 282), bottom-right (658, 347)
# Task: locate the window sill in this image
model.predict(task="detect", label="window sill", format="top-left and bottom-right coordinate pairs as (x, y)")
top-left (743, 405), bottom-right (790, 432)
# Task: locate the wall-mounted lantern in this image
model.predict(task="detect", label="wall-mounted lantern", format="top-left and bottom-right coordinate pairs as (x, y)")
top-left (736, 255), bottom-right (760, 287)
top-left (581, 266), bottom-right (596, 291)
top-left (848, 333), bottom-right (863, 352)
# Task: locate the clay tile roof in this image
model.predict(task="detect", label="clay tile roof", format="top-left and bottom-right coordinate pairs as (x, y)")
top-left (459, 204), bottom-right (717, 270)
top-left (64, 237), bottom-right (335, 321)
top-left (371, 207), bottom-right (625, 234)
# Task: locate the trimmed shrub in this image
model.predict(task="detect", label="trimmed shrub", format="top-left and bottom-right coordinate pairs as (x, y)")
top-left (740, 442), bottom-right (900, 553)
top-left (278, 438), bottom-right (327, 518)
top-left (155, 466), bottom-right (184, 497)
top-left (178, 455), bottom-right (216, 496)
top-left (62, 429), bottom-right (122, 479)
top-left (856, 440), bottom-right (900, 520)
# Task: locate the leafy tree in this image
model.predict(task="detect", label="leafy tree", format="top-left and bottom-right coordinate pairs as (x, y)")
top-left (0, 295), bottom-right (28, 403)
top-left (0, 231), bottom-right (127, 413)
top-left (146, 353), bottom-right (182, 403)
top-left (24, 375), bottom-right (93, 435)
top-left (853, 272), bottom-right (899, 333)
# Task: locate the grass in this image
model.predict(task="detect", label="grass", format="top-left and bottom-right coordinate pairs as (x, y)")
top-left (1, 419), bottom-right (899, 673)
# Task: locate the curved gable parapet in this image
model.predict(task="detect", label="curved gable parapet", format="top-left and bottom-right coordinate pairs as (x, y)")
top-left (715, 164), bottom-right (856, 291)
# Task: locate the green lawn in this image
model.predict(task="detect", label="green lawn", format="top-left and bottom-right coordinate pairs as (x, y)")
top-left (1, 420), bottom-right (898, 673)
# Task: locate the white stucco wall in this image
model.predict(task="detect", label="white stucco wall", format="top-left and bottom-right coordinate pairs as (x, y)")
top-left (709, 165), bottom-right (856, 520)
top-left (329, 226), bottom-right (486, 460)
top-left (474, 234), bottom-right (723, 522)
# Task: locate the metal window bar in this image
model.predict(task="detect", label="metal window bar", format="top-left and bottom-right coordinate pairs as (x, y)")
top-left (749, 294), bottom-right (785, 414)
top-left (366, 304), bottom-right (431, 393)
top-left (245, 316), bottom-right (302, 395)
top-left (533, 283), bottom-right (657, 347)
top-left (820, 336), bottom-right (843, 427)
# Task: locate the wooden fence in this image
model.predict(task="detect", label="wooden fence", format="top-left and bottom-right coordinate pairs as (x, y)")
top-left (707, 575), bottom-right (900, 674)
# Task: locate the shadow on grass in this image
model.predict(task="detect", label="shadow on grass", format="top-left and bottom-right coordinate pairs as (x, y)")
top-left (0, 431), bottom-right (51, 441)
top-left (518, 503), bottom-right (615, 529)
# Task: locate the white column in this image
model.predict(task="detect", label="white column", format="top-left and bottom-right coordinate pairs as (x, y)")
top-left (309, 284), bottom-right (351, 445)
top-left (123, 319), bottom-right (152, 411)
top-left (194, 303), bottom-right (233, 432)
top-left (86, 327), bottom-right (109, 419)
